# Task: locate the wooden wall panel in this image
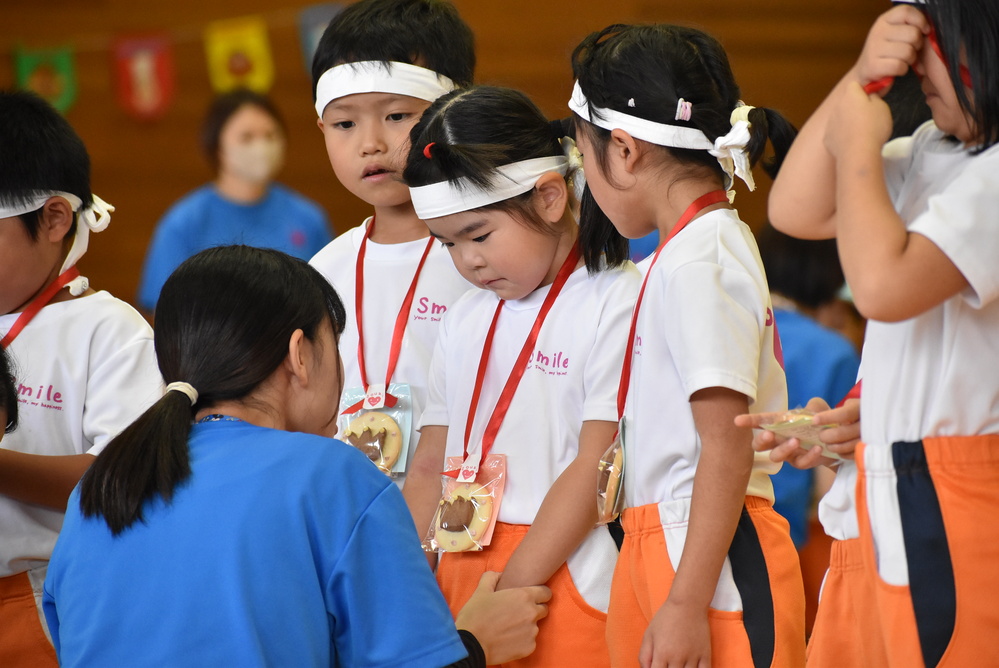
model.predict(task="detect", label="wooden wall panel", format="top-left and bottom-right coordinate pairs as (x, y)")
top-left (0, 0), bottom-right (881, 307)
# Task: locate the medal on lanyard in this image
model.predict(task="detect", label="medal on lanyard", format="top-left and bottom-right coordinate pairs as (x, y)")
top-left (1, 267), bottom-right (81, 350)
top-left (424, 244), bottom-right (582, 552)
top-left (339, 218), bottom-right (434, 475)
top-left (596, 190), bottom-right (729, 525)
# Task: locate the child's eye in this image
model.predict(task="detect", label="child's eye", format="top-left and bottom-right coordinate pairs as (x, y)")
top-left (440, 241), bottom-right (454, 248)
top-left (472, 233), bottom-right (491, 243)
top-left (333, 120), bottom-right (354, 130)
top-left (387, 112), bottom-right (410, 122)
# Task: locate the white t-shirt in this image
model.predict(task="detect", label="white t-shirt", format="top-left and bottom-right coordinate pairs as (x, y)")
top-left (623, 208), bottom-right (786, 509)
top-left (821, 123), bottom-right (999, 568)
top-left (819, 124), bottom-right (999, 544)
top-left (310, 220), bottom-right (473, 482)
top-left (421, 261), bottom-right (640, 611)
top-left (0, 292), bottom-right (162, 577)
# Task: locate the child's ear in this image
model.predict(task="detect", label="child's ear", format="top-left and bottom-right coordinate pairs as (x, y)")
top-left (284, 328), bottom-right (311, 389)
top-left (39, 197), bottom-right (76, 243)
top-left (609, 129), bottom-right (642, 175)
top-left (533, 172), bottom-right (569, 223)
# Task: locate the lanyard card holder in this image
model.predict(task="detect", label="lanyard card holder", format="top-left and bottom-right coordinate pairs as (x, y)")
top-left (596, 417), bottom-right (627, 526)
top-left (423, 454), bottom-right (506, 553)
top-left (338, 383), bottom-right (413, 476)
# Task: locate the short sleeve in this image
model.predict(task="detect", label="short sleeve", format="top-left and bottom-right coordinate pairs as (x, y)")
top-left (418, 311), bottom-right (451, 429)
top-left (882, 134), bottom-right (917, 203)
top-left (663, 261), bottom-right (765, 400)
top-left (326, 485), bottom-right (467, 668)
top-left (581, 267), bottom-right (640, 422)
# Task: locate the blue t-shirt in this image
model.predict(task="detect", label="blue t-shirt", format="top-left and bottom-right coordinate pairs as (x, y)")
top-left (770, 308), bottom-right (860, 547)
top-left (137, 184), bottom-right (333, 311)
top-left (43, 421), bottom-right (467, 668)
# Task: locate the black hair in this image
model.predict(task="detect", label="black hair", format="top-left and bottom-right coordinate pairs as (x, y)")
top-left (570, 24), bottom-right (797, 246)
top-left (0, 89), bottom-right (91, 240)
top-left (200, 88), bottom-right (285, 172)
top-left (311, 0), bottom-right (475, 100)
top-left (79, 246), bottom-right (347, 536)
top-left (883, 70), bottom-right (933, 140)
top-left (1, 346), bottom-right (18, 434)
top-left (403, 85), bottom-right (628, 272)
top-left (921, 0), bottom-right (999, 151)
top-left (757, 224), bottom-right (845, 310)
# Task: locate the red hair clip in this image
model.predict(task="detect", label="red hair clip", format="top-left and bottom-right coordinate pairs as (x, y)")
top-left (423, 142), bottom-right (436, 159)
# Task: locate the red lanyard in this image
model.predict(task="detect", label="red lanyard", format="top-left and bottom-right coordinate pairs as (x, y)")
top-left (616, 190), bottom-right (729, 417)
top-left (344, 217), bottom-right (435, 412)
top-left (1, 267), bottom-right (80, 350)
top-left (451, 243), bottom-right (582, 480)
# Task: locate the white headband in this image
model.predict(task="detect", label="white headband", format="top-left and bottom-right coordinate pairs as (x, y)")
top-left (315, 61), bottom-right (457, 117)
top-left (410, 156), bottom-right (569, 219)
top-left (0, 191), bottom-right (114, 296)
top-left (568, 81), bottom-right (757, 195)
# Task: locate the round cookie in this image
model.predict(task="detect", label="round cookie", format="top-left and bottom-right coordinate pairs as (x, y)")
top-left (343, 411), bottom-right (403, 473)
top-left (434, 483), bottom-right (493, 552)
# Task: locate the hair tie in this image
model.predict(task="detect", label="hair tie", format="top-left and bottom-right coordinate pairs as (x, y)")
top-left (165, 381), bottom-right (199, 406)
top-left (675, 98), bottom-right (692, 122)
top-left (423, 142), bottom-right (435, 159)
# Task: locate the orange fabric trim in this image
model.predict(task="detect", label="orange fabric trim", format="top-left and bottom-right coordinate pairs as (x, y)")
top-left (0, 573), bottom-right (58, 667)
top-left (436, 522), bottom-right (611, 667)
top-left (607, 498), bottom-right (804, 668)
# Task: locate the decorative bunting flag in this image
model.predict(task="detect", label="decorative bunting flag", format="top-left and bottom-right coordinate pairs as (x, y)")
top-left (298, 3), bottom-right (343, 75)
top-left (113, 35), bottom-right (175, 121)
top-left (203, 15), bottom-right (275, 93)
top-left (15, 46), bottom-right (77, 113)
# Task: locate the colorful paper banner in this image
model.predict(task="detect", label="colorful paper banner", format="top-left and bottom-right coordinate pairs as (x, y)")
top-left (203, 15), bottom-right (275, 93)
top-left (113, 35), bottom-right (175, 121)
top-left (15, 46), bottom-right (77, 113)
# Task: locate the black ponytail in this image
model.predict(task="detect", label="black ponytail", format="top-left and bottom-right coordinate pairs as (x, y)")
top-left (79, 246), bottom-right (346, 535)
top-left (404, 85), bottom-right (628, 273)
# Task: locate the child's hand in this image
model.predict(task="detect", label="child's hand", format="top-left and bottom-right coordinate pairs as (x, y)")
top-left (855, 4), bottom-right (929, 91)
top-left (639, 599), bottom-right (710, 668)
top-left (825, 82), bottom-right (894, 158)
top-left (735, 396), bottom-right (859, 469)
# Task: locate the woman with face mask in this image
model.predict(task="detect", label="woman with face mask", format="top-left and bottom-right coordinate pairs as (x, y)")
top-left (138, 89), bottom-right (334, 313)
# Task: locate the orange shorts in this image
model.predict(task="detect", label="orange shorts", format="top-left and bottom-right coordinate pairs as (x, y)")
top-left (852, 436), bottom-right (999, 668)
top-left (0, 572), bottom-right (58, 668)
top-left (607, 497), bottom-right (805, 668)
top-left (435, 522), bottom-right (611, 667)
top-left (805, 538), bottom-right (889, 667)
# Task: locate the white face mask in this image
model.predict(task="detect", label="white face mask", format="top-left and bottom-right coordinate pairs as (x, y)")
top-left (222, 138), bottom-right (284, 185)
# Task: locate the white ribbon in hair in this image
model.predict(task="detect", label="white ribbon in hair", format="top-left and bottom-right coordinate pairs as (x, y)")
top-left (315, 61), bottom-right (457, 117)
top-left (568, 81), bottom-right (757, 196)
top-left (0, 191), bottom-right (114, 295)
top-left (410, 156), bottom-right (569, 219)
top-left (165, 381), bottom-right (199, 406)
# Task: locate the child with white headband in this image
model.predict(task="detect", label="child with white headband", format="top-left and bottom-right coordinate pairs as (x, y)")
top-left (569, 24), bottom-right (804, 668)
top-left (309, 0), bottom-right (477, 487)
top-left (402, 84), bottom-right (640, 667)
top-left (0, 89), bottom-right (162, 667)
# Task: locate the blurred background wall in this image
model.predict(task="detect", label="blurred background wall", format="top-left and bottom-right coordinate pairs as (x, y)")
top-left (0, 0), bottom-right (881, 307)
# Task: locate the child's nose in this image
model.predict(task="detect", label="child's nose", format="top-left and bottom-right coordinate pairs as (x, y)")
top-left (359, 125), bottom-right (387, 156)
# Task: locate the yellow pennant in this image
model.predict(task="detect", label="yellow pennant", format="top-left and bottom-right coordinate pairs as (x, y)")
top-left (203, 15), bottom-right (275, 93)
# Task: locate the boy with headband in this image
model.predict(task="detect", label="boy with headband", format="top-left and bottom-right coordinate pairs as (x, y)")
top-left (0, 90), bottom-right (162, 666)
top-left (309, 0), bottom-right (476, 487)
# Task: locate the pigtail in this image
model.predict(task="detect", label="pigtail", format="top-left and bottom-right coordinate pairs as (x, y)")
top-left (745, 107), bottom-right (798, 180)
top-left (79, 391), bottom-right (194, 535)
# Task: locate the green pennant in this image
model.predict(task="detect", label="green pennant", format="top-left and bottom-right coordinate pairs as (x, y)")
top-left (15, 46), bottom-right (78, 113)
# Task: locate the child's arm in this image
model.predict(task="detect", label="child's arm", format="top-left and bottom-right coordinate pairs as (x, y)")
top-left (640, 387), bottom-right (752, 668)
top-left (496, 419), bottom-right (617, 591)
top-left (402, 425), bottom-right (448, 570)
top-left (769, 4), bottom-right (928, 240)
top-left (0, 451), bottom-right (94, 509)
top-left (825, 85), bottom-right (968, 321)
